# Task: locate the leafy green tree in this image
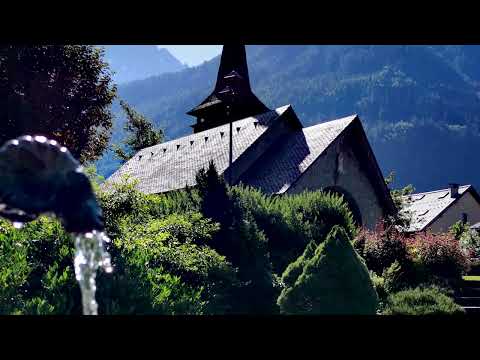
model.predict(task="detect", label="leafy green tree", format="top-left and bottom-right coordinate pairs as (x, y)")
top-left (4, 45), bottom-right (117, 162)
top-left (277, 225), bottom-right (378, 315)
top-left (113, 100), bottom-right (164, 163)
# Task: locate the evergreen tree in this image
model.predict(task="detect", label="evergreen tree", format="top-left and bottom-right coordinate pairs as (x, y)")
top-left (113, 100), bottom-right (165, 162)
top-left (4, 45), bottom-right (117, 162)
top-left (195, 162), bottom-right (276, 313)
top-left (278, 225), bottom-right (378, 315)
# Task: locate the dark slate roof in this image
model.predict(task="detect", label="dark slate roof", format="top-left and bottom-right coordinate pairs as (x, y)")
top-left (240, 115), bottom-right (357, 194)
top-left (105, 105), bottom-right (291, 194)
top-left (400, 185), bottom-right (472, 232)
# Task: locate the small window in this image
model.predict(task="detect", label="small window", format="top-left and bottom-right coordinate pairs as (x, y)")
top-left (462, 213), bottom-right (468, 224)
top-left (412, 194), bottom-right (425, 201)
top-left (419, 209), bottom-right (429, 216)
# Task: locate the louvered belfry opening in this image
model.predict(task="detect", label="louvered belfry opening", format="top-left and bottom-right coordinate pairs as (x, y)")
top-left (187, 45), bottom-right (269, 134)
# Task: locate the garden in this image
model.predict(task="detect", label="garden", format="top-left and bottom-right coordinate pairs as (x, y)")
top-left (1, 160), bottom-right (478, 315)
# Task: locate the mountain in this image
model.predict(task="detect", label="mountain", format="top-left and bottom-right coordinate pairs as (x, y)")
top-left (102, 45), bottom-right (186, 84)
top-left (96, 45), bottom-right (480, 193)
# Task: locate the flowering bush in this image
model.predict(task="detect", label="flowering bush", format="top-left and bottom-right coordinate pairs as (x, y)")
top-left (407, 232), bottom-right (470, 280)
top-left (354, 222), bottom-right (409, 274)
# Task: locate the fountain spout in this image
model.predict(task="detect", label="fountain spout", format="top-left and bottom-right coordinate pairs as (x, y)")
top-left (0, 135), bottom-right (104, 233)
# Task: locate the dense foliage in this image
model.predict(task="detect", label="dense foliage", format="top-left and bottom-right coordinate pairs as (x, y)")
top-left (231, 185), bottom-right (357, 274)
top-left (383, 287), bottom-right (465, 315)
top-left (113, 100), bottom-right (165, 163)
top-left (5, 45), bottom-right (117, 162)
top-left (407, 232), bottom-right (470, 284)
top-left (0, 162), bottom-right (470, 315)
top-left (277, 225), bottom-right (378, 315)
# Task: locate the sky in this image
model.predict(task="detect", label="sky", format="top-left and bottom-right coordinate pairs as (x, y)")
top-left (157, 45), bottom-right (222, 67)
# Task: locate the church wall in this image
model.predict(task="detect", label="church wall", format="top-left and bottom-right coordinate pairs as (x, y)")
top-left (427, 192), bottom-right (480, 233)
top-left (287, 134), bottom-right (385, 229)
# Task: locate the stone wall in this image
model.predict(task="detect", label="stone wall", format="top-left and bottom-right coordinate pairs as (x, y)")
top-left (287, 134), bottom-right (385, 229)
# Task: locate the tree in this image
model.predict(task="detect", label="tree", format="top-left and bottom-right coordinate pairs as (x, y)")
top-left (385, 171), bottom-right (415, 230)
top-left (113, 100), bottom-right (164, 163)
top-left (277, 225), bottom-right (378, 315)
top-left (4, 45), bottom-right (117, 162)
top-left (195, 162), bottom-right (277, 313)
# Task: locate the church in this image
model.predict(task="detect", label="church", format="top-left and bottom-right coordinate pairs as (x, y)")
top-left (107, 45), bottom-right (396, 229)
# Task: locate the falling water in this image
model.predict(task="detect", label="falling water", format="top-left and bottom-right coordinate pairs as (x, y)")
top-left (73, 230), bottom-right (113, 315)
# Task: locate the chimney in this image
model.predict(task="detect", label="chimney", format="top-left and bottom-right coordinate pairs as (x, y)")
top-left (449, 183), bottom-right (459, 198)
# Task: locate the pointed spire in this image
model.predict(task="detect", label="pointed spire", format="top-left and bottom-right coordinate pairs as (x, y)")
top-left (187, 45), bottom-right (269, 133)
top-left (214, 45), bottom-right (250, 93)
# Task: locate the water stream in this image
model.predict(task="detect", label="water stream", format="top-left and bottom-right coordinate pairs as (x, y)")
top-left (73, 230), bottom-right (113, 315)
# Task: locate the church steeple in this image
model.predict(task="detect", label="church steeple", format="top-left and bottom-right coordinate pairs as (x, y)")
top-left (187, 45), bottom-right (269, 133)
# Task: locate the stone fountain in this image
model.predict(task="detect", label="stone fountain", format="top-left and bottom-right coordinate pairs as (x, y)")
top-left (0, 135), bottom-right (112, 315)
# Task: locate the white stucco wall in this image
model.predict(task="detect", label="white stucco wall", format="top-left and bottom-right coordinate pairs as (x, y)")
top-left (428, 192), bottom-right (480, 233)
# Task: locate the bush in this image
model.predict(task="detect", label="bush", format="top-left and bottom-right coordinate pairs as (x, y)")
top-left (382, 260), bottom-right (412, 294)
top-left (370, 272), bottom-right (387, 310)
top-left (459, 230), bottom-right (480, 261)
top-left (232, 186), bottom-right (357, 274)
top-left (96, 211), bottom-right (239, 315)
top-left (0, 217), bottom-right (81, 315)
top-left (383, 287), bottom-right (465, 315)
top-left (277, 225), bottom-right (378, 315)
top-left (407, 232), bottom-right (470, 281)
top-left (354, 222), bottom-right (409, 274)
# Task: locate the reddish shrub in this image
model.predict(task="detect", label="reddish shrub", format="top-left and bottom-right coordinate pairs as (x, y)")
top-left (354, 222), bottom-right (409, 274)
top-left (407, 232), bottom-right (470, 280)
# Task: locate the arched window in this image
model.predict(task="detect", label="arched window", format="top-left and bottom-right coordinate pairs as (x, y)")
top-left (323, 186), bottom-right (363, 227)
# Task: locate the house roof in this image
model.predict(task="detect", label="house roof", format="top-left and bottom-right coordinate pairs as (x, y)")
top-left (240, 115), bottom-right (357, 194)
top-left (401, 185), bottom-right (475, 232)
top-left (105, 105), bottom-right (291, 194)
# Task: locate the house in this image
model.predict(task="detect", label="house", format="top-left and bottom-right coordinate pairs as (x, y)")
top-left (106, 45), bottom-right (396, 229)
top-left (400, 184), bottom-right (480, 233)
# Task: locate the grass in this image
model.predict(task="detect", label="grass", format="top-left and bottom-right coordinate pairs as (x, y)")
top-left (463, 276), bottom-right (480, 282)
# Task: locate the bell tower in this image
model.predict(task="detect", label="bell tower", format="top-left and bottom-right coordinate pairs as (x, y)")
top-left (187, 45), bottom-right (269, 133)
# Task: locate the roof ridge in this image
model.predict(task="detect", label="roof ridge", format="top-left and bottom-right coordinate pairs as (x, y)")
top-left (136, 105), bottom-right (289, 154)
top-left (303, 114), bottom-right (357, 131)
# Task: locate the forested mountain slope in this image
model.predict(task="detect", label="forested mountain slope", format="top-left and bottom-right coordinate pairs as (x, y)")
top-left (97, 45), bottom-right (480, 192)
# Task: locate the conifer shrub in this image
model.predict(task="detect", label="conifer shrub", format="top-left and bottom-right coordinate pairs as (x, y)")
top-left (383, 286), bottom-right (465, 315)
top-left (277, 225), bottom-right (378, 315)
top-left (195, 163), bottom-right (277, 313)
top-left (382, 260), bottom-right (412, 294)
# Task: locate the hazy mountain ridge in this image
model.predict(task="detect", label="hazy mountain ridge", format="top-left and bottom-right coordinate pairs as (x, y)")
top-left (102, 45), bottom-right (186, 85)
top-left (97, 45), bottom-right (480, 192)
